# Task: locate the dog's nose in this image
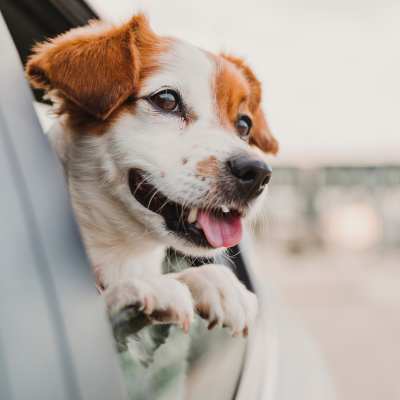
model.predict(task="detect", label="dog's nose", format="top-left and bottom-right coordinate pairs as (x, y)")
top-left (227, 155), bottom-right (272, 199)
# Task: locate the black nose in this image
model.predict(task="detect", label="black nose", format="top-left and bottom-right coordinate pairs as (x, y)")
top-left (227, 155), bottom-right (272, 199)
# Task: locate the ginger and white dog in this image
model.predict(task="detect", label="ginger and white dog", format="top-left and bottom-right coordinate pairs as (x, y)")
top-left (26, 15), bottom-right (278, 339)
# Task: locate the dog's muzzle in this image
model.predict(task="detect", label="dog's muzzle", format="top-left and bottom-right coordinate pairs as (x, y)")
top-left (127, 156), bottom-right (272, 250)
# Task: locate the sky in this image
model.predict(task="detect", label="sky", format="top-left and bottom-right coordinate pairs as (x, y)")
top-left (86, 0), bottom-right (400, 165)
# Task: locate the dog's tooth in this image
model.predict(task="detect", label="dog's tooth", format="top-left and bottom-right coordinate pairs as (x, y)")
top-left (221, 205), bottom-right (230, 214)
top-left (188, 207), bottom-right (198, 224)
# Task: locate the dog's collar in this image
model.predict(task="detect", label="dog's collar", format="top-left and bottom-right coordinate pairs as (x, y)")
top-left (93, 264), bottom-right (105, 294)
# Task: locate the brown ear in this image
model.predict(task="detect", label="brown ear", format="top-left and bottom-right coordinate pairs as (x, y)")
top-left (26, 15), bottom-right (155, 120)
top-left (251, 107), bottom-right (279, 155)
top-left (221, 54), bottom-right (279, 155)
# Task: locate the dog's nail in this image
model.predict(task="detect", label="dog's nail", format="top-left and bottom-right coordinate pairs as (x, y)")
top-left (182, 319), bottom-right (190, 334)
top-left (143, 296), bottom-right (154, 315)
top-left (141, 297), bottom-right (148, 312)
top-left (243, 326), bottom-right (249, 337)
top-left (208, 319), bottom-right (218, 330)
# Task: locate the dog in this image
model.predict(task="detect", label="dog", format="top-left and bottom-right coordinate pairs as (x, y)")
top-left (26, 14), bottom-right (278, 346)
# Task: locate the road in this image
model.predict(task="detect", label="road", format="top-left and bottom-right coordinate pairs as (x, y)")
top-left (253, 241), bottom-right (400, 400)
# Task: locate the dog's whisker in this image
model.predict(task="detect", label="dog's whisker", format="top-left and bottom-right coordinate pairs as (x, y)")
top-left (132, 175), bottom-right (152, 197)
top-left (156, 198), bottom-right (171, 213)
top-left (146, 187), bottom-right (160, 210)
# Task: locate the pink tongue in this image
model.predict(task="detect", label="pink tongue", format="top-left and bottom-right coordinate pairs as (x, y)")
top-left (197, 210), bottom-right (243, 248)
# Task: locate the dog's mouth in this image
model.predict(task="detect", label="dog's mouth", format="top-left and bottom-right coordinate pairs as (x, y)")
top-left (128, 169), bottom-right (243, 249)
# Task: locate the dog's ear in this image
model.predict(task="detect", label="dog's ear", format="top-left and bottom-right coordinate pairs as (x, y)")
top-left (221, 54), bottom-right (279, 155)
top-left (250, 107), bottom-right (279, 155)
top-left (26, 14), bottom-right (158, 120)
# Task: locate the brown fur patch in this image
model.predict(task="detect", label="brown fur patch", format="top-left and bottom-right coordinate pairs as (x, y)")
top-left (26, 14), bottom-right (169, 134)
top-left (196, 155), bottom-right (219, 177)
top-left (214, 57), bottom-right (250, 128)
top-left (214, 54), bottom-right (279, 154)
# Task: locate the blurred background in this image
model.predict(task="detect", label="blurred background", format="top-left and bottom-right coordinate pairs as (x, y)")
top-left (84, 1), bottom-right (400, 399)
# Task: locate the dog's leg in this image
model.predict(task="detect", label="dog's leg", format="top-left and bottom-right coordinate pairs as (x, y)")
top-left (172, 264), bottom-right (258, 337)
top-left (104, 275), bottom-right (194, 332)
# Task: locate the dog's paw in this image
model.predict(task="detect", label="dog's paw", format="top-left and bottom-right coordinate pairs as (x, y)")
top-left (104, 276), bottom-right (194, 333)
top-left (174, 264), bottom-right (258, 337)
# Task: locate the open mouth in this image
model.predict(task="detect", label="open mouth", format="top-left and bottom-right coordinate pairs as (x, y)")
top-left (128, 169), bottom-right (243, 249)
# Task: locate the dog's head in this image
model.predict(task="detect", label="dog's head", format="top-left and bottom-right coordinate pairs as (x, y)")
top-left (26, 14), bottom-right (278, 256)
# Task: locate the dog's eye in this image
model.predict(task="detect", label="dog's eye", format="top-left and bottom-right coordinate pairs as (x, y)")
top-left (149, 89), bottom-right (181, 113)
top-left (236, 115), bottom-right (252, 140)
